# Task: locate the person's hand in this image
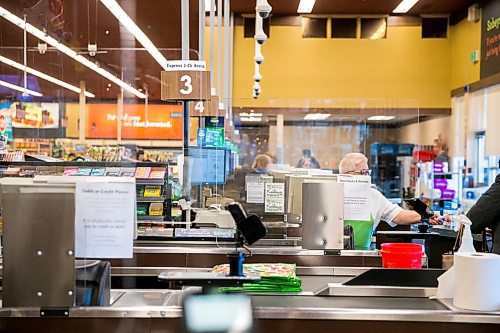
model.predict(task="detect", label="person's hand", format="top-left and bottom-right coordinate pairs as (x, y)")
top-left (429, 214), bottom-right (450, 225)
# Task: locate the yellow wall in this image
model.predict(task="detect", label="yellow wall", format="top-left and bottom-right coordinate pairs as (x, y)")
top-left (231, 24), bottom-right (452, 109)
top-left (449, 17), bottom-right (481, 90)
top-left (203, 17), bottom-right (482, 109)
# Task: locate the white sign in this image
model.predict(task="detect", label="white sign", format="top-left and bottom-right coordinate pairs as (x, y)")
top-left (265, 183), bottom-right (285, 213)
top-left (247, 183), bottom-right (265, 203)
top-left (164, 60), bottom-right (207, 71)
top-left (337, 175), bottom-right (372, 221)
top-left (75, 180), bottom-right (136, 258)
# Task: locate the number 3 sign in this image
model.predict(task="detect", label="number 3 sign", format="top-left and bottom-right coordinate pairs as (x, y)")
top-left (161, 61), bottom-right (211, 101)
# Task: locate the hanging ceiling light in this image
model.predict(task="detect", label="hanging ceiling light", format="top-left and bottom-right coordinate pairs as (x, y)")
top-left (0, 79), bottom-right (42, 97)
top-left (0, 55), bottom-right (95, 98)
top-left (99, 0), bottom-right (169, 71)
top-left (0, 6), bottom-right (146, 99)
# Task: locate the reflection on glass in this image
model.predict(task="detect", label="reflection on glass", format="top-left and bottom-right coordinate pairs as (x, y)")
top-left (361, 18), bottom-right (387, 39)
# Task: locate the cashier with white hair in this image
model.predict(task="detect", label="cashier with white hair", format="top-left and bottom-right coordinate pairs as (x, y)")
top-left (339, 153), bottom-right (438, 250)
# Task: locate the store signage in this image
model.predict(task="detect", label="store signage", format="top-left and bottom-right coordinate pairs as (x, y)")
top-left (11, 102), bottom-right (59, 129)
top-left (161, 70), bottom-right (211, 101)
top-left (75, 179), bottom-right (136, 259)
top-left (337, 175), bottom-right (372, 222)
top-left (0, 103), bottom-right (13, 141)
top-left (480, 0), bottom-right (500, 78)
top-left (265, 183), bottom-right (285, 213)
top-left (197, 127), bottom-right (225, 147)
top-left (164, 60), bottom-right (207, 71)
top-left (84, 104), bottom-right (199, 140)
top-left (189, 96), bottom-right (220, 116)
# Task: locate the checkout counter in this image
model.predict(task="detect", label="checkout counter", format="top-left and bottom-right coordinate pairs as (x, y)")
top-left (0, 266), bottom-right (498, 332)
top-left (0, 175), bottom-right (497, 332)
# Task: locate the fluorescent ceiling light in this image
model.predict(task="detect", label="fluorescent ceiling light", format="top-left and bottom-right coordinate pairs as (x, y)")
top-left (393, 0), bottom-right (419, 14)
top-left (304, 113), bottom-right (330, 120)
top-left (367, 115), bottom-right (395, 121)
top-left (0, 79), bottom-right (42, 97)
top-left (0, 55), bottom-right (95, 98)
top-left (0, 6), bottom-right (146, 99)
top-left (240, 117), bottom-right (262, 122)
top-left (297, 0), bottom-right (316, 14)
top-left (100, 0), bottom-right (168, 71)
top-left (240, 112), bottom-right (263, 117)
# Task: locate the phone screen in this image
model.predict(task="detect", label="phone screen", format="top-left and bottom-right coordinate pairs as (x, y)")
top-left (184, 294), bottom-right (253, 333)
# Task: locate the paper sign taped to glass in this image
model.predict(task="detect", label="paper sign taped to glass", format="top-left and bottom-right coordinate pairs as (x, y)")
top-left (75, 179), bottom-right (136, 259)
top-left (337, 175), bottom-right (372, 222)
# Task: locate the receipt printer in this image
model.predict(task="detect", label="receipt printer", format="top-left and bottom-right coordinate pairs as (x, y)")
top-left (193, 206), bottom-right (236, 229)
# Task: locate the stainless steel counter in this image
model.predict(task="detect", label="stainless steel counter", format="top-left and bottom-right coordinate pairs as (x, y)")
top-left (1, 290), bottom-right (499, 325)
top-left (132, 246), bottom-right (379, 256)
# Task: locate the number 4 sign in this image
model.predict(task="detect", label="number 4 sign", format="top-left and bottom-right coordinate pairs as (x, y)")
top-left (161, 61), bottom-right (211, 101)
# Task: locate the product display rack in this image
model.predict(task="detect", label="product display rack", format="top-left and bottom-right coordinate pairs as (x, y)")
top-left (0, 160), bottom-right (174, 240)
top-left (417, 161), bottom-right (462, 212)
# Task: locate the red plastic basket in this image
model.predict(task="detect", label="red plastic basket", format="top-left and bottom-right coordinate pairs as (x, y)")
top-left (380, 243), bottom-right (423, 269)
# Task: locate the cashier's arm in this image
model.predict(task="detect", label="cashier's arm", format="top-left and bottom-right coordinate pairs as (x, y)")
top-left (392, 210), bottom-right (422, 225)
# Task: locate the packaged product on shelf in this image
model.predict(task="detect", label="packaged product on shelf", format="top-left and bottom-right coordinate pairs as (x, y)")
top-left (149, 168), bottom-right (166, 179)
top-left (64, 168), bottom-right (74, 176)
top-left (19, 168), bottom-right (36, 177)
top-left (137, 203), bottom-right (149, 216)
top-left (90, 168), bottom-right (106, 176)
top-left (105, 167), bottom-right (121, 176)
top-left (136, 186), bottom-right (145, 197)
top-left (135, 167), bottom-right (152, 179)
top-left (144, 186), bottom-right (162, 197)
top-left (149, 202), bottom-right (163, 216)
top-left (120, 167), bottom-right (136, 177)
top-left (76, 168), bottom-right (92, 176)
top-left (4, 167), bottom-right (21, 176)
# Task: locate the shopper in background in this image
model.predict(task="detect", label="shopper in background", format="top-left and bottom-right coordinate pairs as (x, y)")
top-left (339, 153), bottom-right (440, 249)
top-left (466, 173), bottom-right (500, 254)
top-left (297, 149), bottom-right (320, 169)
top-left (252, 154), bottom-right (272, 174)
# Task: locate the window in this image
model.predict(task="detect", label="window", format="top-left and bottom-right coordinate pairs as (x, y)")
top-left (331, 18), bottom-right (357, 39)
top-left (244, 17), bottom-right (270, 38)
top-left (360, 18), bottom-right (387, 39)
top-left (422, 17), bottom-right (448, 38)
top-left (302, 18), bottom-right (327, 38)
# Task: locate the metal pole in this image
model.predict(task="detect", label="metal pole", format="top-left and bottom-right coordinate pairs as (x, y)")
top-left (199, 0), bottom-right (205, 60)
top-left (117, 89), bottom-right (123, 142)
top-left (229, 12), bottom-right (234, 127)
top-left (277, 114), bottom-right (284, 163)
top-left (209, 0), bottom-right (215, 94)
top-left (23, 15), bottom-right (27, 92)
top-left (223, 0), bottom-right (230, 117)
top-left (181, 0), bottom-right (191, 208)
top-left (217, 0), bottom-right (222, 100)
top-left (79, 81), bottom-right (86, 141)
top-left (181, 0), bottom-right (190, 59)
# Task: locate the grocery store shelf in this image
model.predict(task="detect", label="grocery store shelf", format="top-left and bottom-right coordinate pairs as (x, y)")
top-left (434, 172), bottom-right (459, 176)
top-left (136, 196), bottom-right (165, 203)
top-left (137, 221), bottom-right (171, 225)
top-left (137, 215), bottom-right (165, 222)
top-left (135, 179), bottom-right (165, 185)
